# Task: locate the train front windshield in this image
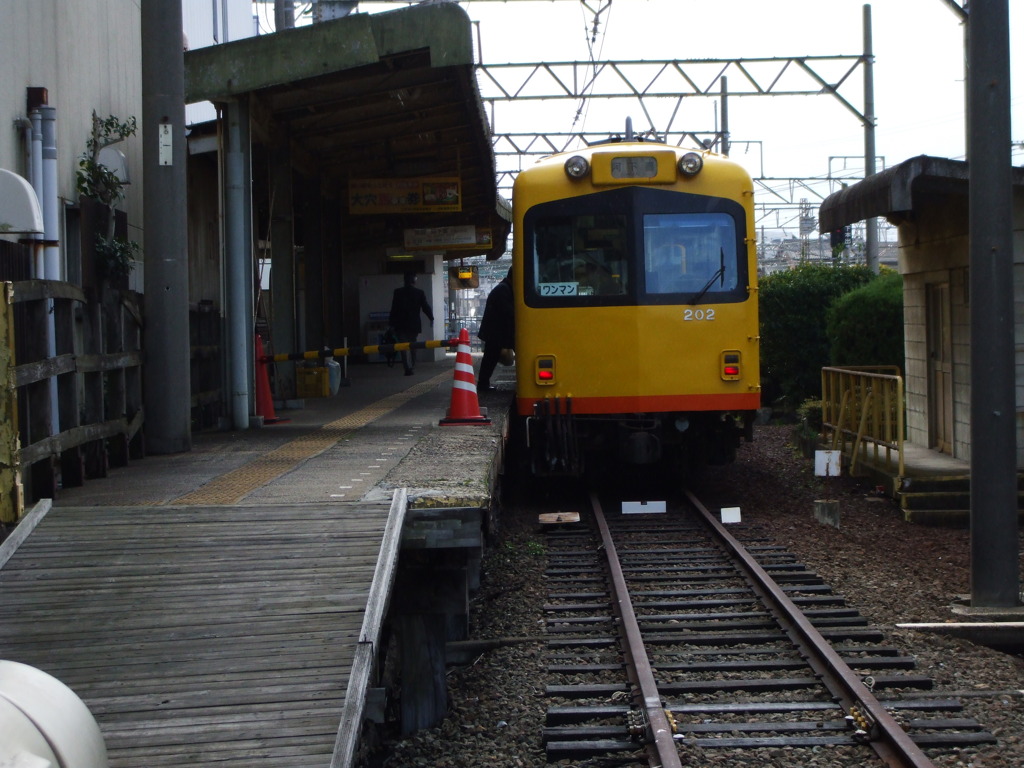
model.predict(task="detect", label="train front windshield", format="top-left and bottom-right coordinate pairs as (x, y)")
top-left (643, 213), bottom-right (738, 295)
top-left (525, 187), bottom-right (748, 307)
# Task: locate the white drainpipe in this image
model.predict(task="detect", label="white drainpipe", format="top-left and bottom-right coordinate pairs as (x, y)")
top-left (29, 104), bottom-right (60, 435)
top-left (40, 105), bottom-right (60, 281)
top-left (29, 110), bottom-right (44, 279)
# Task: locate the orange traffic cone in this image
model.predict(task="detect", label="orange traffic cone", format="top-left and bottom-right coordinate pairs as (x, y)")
top-left (254, 334), bottom-right (287, 424)
top-left (439, 328), bottom-right (492, 426)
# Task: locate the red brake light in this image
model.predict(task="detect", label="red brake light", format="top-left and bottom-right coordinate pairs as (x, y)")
top-left (535, 356), bottom-right (556, 385)
top-left (720, 351), bottom-right (741, 381)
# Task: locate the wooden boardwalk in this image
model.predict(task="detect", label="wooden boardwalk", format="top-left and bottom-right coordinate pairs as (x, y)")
top-left (0, 498), bottom-right (404, 767)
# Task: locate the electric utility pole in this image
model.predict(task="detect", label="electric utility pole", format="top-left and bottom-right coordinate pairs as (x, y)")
top-left (142, 2), bottom-right (191, 453)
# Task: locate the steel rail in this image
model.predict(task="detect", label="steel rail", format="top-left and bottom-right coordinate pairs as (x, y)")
top-left (683, 489), bottom-right (937, 768)
top-left (590, 492), bottom-right (682, 768)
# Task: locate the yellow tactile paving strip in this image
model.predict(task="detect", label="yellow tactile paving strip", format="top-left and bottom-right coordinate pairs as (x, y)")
top-left (171, 371), bottom-right (451, 506)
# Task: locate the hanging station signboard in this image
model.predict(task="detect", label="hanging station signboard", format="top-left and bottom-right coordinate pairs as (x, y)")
top-left (348, 177), bottom-right (461, 214)
top-left (403, 224), bottom-right (492, 251)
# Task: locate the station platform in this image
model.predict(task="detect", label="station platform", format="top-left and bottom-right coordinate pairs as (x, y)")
top-left (843, 438), bottom-right (1024, 526)
top-left (0, 354), bottom-right (513, 768)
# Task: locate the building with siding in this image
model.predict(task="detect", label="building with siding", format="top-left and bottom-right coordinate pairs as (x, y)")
top-left (0, 1), bottom-right (143, 285)
top-left (820, 155), bottom-right (1024, 467)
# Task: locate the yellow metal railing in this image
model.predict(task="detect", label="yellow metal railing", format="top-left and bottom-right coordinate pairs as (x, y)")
top-left (821, 365), bottom-right (904, 478)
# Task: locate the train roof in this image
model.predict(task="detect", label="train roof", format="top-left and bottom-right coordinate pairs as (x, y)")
top-left (514, 141), bottom-right (753, 190)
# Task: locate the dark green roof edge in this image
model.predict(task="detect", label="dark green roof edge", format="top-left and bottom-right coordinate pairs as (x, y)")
top-left (819, 155), bottom-right (1024, 231)
top-left (185, 3), bottom-right (474, 104)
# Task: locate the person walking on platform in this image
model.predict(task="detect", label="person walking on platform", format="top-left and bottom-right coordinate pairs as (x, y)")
top-left (389, 270), bottom-right (434, 375)
top-left (477, 268), bottom-right (514, 391)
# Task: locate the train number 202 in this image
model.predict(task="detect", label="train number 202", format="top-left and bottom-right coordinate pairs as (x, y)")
top-left (683, 308), bottom-right (716, 321)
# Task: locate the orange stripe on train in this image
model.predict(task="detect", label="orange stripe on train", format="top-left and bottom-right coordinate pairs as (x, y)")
top-left (516, 392), bottom-right (761, 416)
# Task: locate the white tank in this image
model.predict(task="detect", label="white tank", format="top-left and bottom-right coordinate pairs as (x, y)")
top-left (0, 660), bottom-right (109, 768)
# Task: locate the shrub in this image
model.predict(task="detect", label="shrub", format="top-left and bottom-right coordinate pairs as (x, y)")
top-left (77, 113), bottom-right (137, 212)
top-left (77, 113), bottom-right (139, 283)
top-left (796, 397), bottom-right (824, 434)
top-left (95, 235), bottom-right (139, 282)
top-left (826, 269), bottom-right (904, 369)
top-left (759, 263), bottom-right (875, 410)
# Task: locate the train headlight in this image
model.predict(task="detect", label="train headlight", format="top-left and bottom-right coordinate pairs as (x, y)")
top-left (535, 356), bottom-right (556, 385)
top-left (720, 351), bottom-right (741, 381)
top-left (564, 155), bottom-right (590, 179)
top-left (678, 152), bottom-right (704, 177)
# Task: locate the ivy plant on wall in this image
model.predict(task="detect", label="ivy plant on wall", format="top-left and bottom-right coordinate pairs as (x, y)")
top-left (76, 112), bottom-right (139, 281)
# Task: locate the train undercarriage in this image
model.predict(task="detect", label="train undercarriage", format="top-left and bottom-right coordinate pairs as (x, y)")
top-left (523, 396), bottom-right (756, 478)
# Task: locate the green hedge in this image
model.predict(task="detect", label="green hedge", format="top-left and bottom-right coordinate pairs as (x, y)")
top-left (826, 270), bottom-right (904, 369)
top-left (759, 263), bottom-right (876, 410)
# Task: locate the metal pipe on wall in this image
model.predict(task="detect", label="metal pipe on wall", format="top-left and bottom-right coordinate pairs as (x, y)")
top-left (29, 110), bottom-right (43, 279)
top-left (35, 104), bottom-right (60, 435)
top-left (40, 106), bottom-right (60, 282)
top-left (225, 99), bottom-right (252, 429)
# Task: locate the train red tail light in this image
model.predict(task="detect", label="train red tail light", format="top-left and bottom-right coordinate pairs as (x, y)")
top-left (535, 356), bottom-right (556, 385)
top-left (720, 351), bottom-right (741, 381)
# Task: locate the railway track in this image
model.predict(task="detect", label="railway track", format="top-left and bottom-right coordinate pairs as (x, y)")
top-left (541, 491), bottom-right (996, 767)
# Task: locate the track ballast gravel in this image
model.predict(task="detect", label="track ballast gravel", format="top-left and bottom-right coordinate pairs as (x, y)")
top-left (372, 425), bottom-right (1024, 768)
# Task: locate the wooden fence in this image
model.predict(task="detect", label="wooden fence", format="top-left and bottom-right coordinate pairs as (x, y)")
top-left (1, 279), bottom-right (144, 522)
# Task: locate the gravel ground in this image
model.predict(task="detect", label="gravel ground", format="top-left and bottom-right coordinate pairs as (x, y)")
top-left (372, 425), bottom-right (1024, 768)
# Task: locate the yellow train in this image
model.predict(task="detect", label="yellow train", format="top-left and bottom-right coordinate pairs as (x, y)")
top-left (511, 135), bottom-right (760, 477)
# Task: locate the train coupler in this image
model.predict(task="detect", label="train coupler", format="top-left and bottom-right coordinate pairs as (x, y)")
top-left (529, 396), bottom-right (583, 476)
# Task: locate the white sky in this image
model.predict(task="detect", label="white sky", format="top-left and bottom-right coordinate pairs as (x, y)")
top-left (352, 0), bottom-right (1021, 184)
top-left (282, 0), bottom-right (1021, 237)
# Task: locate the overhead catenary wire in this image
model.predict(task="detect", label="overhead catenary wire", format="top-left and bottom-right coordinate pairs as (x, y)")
top-left (570, 0), bottom-right (613, 142)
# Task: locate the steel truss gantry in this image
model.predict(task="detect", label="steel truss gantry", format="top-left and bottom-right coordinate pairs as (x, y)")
top-left (477, 51), bottom-right (875, 244)
top-left (336, 0), bottom-right (881, 262)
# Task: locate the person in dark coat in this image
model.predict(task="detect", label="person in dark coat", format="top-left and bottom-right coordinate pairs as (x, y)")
top-left (476, 269), bottom-right (514, 391)
top-left (389, 271), bottom-right (434, 375)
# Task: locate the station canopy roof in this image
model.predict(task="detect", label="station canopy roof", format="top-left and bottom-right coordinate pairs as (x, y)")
top-left (184, 2), bottom-right (510, 259)
top-left (819, 155), bottom-right (1024, 232)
